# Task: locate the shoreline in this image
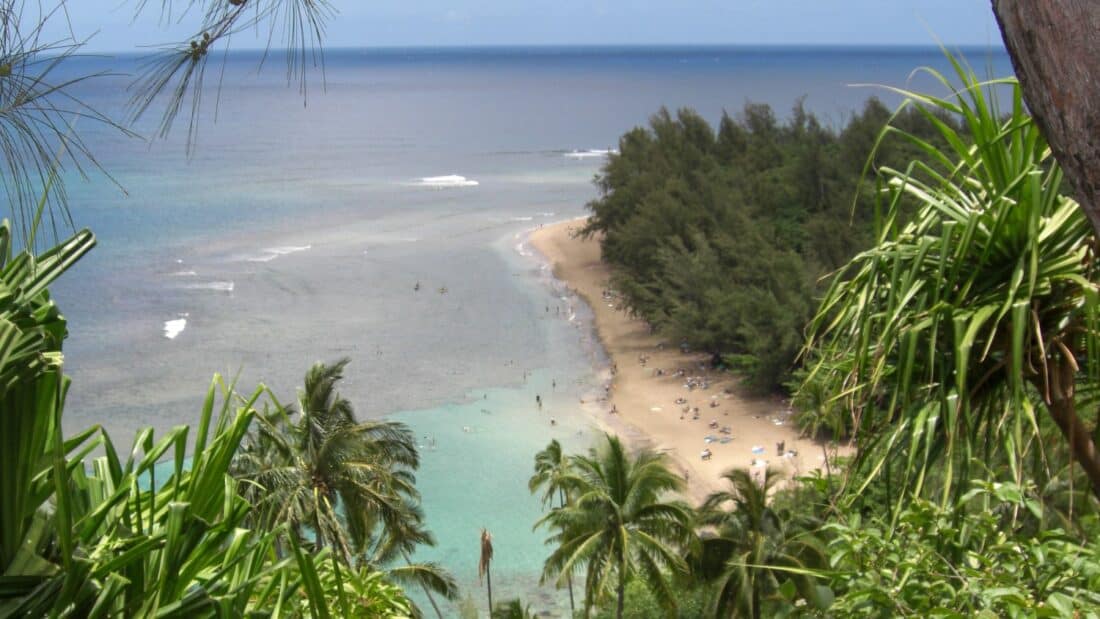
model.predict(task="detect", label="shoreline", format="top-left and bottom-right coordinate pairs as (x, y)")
top-left (529, 218), bottom-right (823, 502)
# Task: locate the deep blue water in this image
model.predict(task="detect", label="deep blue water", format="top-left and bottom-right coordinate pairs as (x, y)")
top-left (31, 45), bottom-right (1012, 615)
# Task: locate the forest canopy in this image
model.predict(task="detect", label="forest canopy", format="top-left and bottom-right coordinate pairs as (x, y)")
top-left (583, 98), bottom-right (958, 392)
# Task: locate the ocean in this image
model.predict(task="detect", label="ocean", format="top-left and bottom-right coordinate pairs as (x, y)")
top-left (45, 45), bottom-right (1012, 614)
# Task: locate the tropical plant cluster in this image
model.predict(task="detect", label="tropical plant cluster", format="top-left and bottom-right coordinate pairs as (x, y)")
top-left (527, 437), bottom-right (1100, 618)
top-left (518, 58), bottom-right (1100, 618)
top-left (5, 0), bottom-right (1100, 614)
top-left (0, 1), bottom-right (459, 616)
top-left (0, 219), bottom-right (445, 616)
top-left (582, 98), bottom-right (959, 392)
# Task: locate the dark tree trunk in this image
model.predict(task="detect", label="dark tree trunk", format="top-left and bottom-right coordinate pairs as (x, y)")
top-left (1034, 358), bottom-right (1100, 500)
top-left (993, 1), bottom-right (1100, 501)
top-left (486, 568), bottom-right (493, 613)
top-left (402, 550), bottom-right (445, 619)
top-left (992, 2), bottom-right (1100, 237)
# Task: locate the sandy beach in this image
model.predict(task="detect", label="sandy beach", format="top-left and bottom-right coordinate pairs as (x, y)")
top-left (531, 218), bottom-right (827, 502)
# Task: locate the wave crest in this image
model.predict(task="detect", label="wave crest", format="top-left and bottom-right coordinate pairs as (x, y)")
top-left (564, 149), bottom-right (617, 159)
top-left (416, 174), bottom-right (479, 187)
top-left (243, 244), bottom-right (313, 263)
top-left (183, 281), bottom-right (235, 292)
top-left (164, 318), bottom-right (187, 340)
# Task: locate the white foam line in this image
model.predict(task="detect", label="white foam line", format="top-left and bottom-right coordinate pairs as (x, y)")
top-left (564, 149), bottom-right (618, 159)
top-left (267, 245), bottom-right (312, 255)
top-left (414, 174), bottom-right (479, 187)
top-left (164, 318), bottom-right (187, 340)
top-left (183, 281), bottom-right (235, 292)
top-left (244, 244), bottom-right (312, 263)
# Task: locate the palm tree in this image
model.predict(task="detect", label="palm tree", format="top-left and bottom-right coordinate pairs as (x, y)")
top-left (480, 528), bottom-right (495, 612)
top-left (362, 499), bottom-right (459, 619)
top-left (799, 55), bottom-right (1100, 508)
top-left (528, 439), bottom-right (576, 612)
top-left (529, 439), bottom-right (570, 508)
top-left (235, 359), bottom-right (421, 564)
top-left (536, 433), bottom-right (694, 618)
top-left (697, 468), bottom-right (828, 618)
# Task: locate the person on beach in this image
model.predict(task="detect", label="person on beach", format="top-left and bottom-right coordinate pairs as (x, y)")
top-left (536, 394), bottom-right (542, 409)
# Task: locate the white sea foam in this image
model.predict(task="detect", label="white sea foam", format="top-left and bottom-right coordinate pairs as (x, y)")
top-left (538, 211), bottom-right (556, 217)
top-left (243, 244), bottom-right (312, 263)
top-left (183, 281), bottom-right (235, 292)
top-left (163, 318), bottom-right (187, 339)
top-left (268, 245), bottom-right (312, 255)
top-left (564, 149), bottom-right (617, 159)
top-left (416, 174), bottom-right (479, 187)
top-left (171, 270), bottom-right (198, 277)
top-left (510, 216), bottom-right (534, 222)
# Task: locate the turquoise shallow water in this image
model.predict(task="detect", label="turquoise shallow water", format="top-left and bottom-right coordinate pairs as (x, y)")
top-left (401, 369), bottom-right (599, 614)
top-left (42, 46), bottom-right (1013, 616)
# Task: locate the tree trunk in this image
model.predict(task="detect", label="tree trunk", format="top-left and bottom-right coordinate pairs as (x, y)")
top-left (992, 2), bottom-right (1100, 237)
top-left (486, 567), bottom-right (493, 614)
top-left (560, 489), bottom-right (576, 613)
top-left (1036, 357), bottom-right (1100, 500)
top-left (994, 0), bottom-right (1100, 500)
top-left (402, 550), bottom-right (445, 619)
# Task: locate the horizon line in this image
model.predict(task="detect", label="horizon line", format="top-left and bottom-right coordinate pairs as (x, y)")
top-left (79, 41), bottom-right (1009, 56)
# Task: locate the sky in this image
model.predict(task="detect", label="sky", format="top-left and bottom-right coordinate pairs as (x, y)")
top-left (51, 1), bottom-right (1004, 53)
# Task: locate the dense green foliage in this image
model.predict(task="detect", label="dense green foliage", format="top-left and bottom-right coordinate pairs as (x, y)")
top-left (233, 359), bottom-right (458, 617)
top-left (798, 61), bottom-right (1100, 507)
top-left (521, 56), bottom-right (1100, 619)
top-left (583, 99), bottom-right (958, 392)
top-left (695, 469), bottom-right (829, 618)
top-left (534, 435), bottom-right (695, 618)
top-left (0, 223), bottom-right (417, 617)
top-left (825, 481), bottom-right (1100, 616)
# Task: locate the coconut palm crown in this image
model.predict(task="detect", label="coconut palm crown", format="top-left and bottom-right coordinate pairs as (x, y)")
top-left (535, 433), bottom-right (695, 618)
top-left (697, 468), bottom-right (829, 618)
top-left (235, 359), bottom-right (421, 563)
